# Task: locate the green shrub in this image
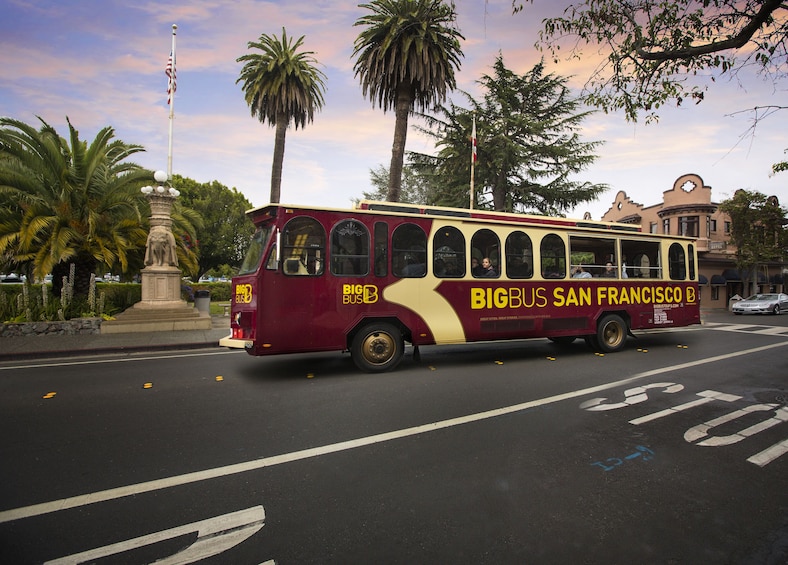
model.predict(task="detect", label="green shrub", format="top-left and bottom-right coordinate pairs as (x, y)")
top-left (185, 282), bottom-right (231, 302)
top-left (1, 280), bottom-right (231, 322)
top-left (0, 272), bottom-right (144, 323)
top-left (0, 283), bottom-right (96, 322)
top-left (97, 283), bottom-right (142, 313)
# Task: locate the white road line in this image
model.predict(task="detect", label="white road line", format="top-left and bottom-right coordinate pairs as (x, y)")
top-left (706, 323), bottom-right (788, 334)
top-left (752, 327), bottom-right (788, 335)
top-left (2, 340), bottom-right (787, 525)
top-left (0, 349), bottom-right (239, 371)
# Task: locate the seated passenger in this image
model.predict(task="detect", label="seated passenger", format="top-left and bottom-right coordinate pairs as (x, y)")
top-left (508, 258), bottom-right (531, 278)
top-left (477, 257), bottom-right (497, 278)
top-left (471, 257), bottom-right (484, 277)
top-left (572, 266), bottom-right (592, 279)
top-left (401, 261), bottom-right (426, 277)
top-left (601, 262), bottom-right (617, 277)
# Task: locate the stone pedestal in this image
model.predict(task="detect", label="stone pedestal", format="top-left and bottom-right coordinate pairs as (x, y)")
top-left (139, 266), bottom-right (184, 308)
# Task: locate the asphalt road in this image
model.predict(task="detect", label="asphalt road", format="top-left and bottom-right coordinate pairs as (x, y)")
top-left (1, 311), bottom-right (787, 564)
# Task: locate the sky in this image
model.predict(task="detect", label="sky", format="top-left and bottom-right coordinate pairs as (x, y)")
top-left (1, 0), bottom-right (786, 221)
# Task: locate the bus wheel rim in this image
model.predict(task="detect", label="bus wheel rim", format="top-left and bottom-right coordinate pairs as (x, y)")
top-left (362, 331), bottom-right (395, 365)
top-left (602, 322), bottom-right (624, 347)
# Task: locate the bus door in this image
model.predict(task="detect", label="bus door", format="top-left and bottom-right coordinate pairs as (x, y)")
top-left (271, 215), bottom-right (332, 352)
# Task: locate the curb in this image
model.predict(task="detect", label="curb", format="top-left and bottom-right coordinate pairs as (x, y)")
top-left (0, 340), bottom-right (225, 363)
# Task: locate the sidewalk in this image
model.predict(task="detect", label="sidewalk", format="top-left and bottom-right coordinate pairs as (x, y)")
top-left (0, 316), bottom-right (231, 362)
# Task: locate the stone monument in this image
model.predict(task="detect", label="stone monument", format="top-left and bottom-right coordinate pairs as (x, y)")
top-left (101, 171), bottom-right (211, 333)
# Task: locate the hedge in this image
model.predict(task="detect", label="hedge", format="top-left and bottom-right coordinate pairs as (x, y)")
top-left (1, 281), bottom-right (233, 323)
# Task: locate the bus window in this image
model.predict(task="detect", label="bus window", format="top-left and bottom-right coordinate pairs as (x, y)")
top-left (331, 219), bottom-right (369, 276)
top-left (265, 238), bottom-right (278, 271)
top-left (621, 240), bottom-right (662, 278)
top-left (374, 222), bottom-right (388, 277)
top-left (688, 244), bottom-right (696, 280)
top-left (471, 228), bottom-right (500, 277)
top-left (392, 223), bottom-right (426, 277)
top-left (282, 217), bottom-right (325, 276)
top-left (540, 234), bottom-right (566, 278)
top-left (569, 236), bottom-right (616, 277)
top-left (433, 226), bottom-right (465, 278)
top-left (505, 231), bottom-right (533, 279)
top-left (239, 225), bottom-right (272, 275)
top-left (669, 242), bottom-right (686, 280)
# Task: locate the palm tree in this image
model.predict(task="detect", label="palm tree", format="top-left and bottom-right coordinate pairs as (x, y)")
top-left (353, 0), bottom-right (464, 202)
top-left (0, 117), bottom-right (150, 297)
top-left (237, 28), bottom-right (327, 204)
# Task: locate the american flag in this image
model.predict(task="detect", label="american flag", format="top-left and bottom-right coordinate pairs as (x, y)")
top-left (166, 51), bottom-right (176, 104)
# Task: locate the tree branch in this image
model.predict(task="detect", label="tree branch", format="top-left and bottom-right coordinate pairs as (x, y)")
top-left (637, 0), bottom-right (785, 61)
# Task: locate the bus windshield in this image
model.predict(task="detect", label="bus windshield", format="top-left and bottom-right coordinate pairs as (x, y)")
top-left (238, 225), bottom-right (273, 275)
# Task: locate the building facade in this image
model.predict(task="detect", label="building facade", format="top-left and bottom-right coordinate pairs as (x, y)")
top-left (600, 173), bottom-right (786, 309)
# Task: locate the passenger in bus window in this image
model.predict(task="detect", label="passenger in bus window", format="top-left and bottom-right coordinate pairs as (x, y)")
top-left (401, 253), bottom-right (425, 277)
top-left (478, 257), bottom-right (497, 278)
top-left (572, 266), bottom-right (592, 278)
top-left (601, 262), bottom-right (617, 277)
top-left (471, 257), bottom-right (484, 276)
top-left (434, 258), bottom-right (447, 277)
top-left (508, 257), bottom-right (531, 278)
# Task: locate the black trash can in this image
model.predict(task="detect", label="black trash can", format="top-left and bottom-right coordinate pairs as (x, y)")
top-left (194, 289), bottom-right (211, 314)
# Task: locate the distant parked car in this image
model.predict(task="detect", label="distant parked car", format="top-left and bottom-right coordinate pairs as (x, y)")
top-left (732, 293), bottom-right (788, 315)
top-left (1, 273), bottom-right (23, 283)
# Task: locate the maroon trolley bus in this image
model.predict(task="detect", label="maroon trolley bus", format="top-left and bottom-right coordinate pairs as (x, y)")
top-left (220, 201), bottom-right (700, 372)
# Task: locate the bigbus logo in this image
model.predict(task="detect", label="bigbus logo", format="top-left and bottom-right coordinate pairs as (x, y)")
top-left (342, 284), bottom-right (379, 305)
top-left (235, 284), bottom-right (253, 304)
top-left (471, 284), bottom-right (697, 310)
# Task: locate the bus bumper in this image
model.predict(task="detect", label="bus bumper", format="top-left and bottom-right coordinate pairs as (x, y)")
top-left (219, 334), bottom-right (253, 349)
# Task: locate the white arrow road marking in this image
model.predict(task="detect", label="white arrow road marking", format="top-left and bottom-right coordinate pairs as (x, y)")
top-left (45, 505), bottom-right (265, 565)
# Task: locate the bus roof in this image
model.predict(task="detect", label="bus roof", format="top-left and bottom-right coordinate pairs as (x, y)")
top-left (246, 200), bottom-right (695, 238)
top-left (357, 200), bottom-right (642, 232)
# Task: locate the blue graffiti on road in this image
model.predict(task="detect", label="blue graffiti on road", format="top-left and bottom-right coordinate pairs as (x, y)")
top-left (591, 445), bottom-right (655, 472)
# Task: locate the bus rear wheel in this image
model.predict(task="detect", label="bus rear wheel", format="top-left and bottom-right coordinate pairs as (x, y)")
top-left (351, 322), bottom-right (404, 373)
top-left (596, 314), bottom-right (627, 353)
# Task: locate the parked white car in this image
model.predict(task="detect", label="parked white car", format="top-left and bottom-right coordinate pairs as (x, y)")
top-left (732, 293), bottom-right (788, 315)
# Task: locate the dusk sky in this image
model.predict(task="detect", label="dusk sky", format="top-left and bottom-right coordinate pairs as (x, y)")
top-left (2, 0), bottom-right (786, 220)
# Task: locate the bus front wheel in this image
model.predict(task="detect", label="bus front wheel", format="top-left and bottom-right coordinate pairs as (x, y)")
top-left (351, 322), bottom-right (404, 373)
top-left (595, 314), bottom-right (628, 353)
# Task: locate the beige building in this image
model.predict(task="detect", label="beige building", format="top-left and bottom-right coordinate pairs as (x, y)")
top-left (600, 173), bottom-right (786, 309)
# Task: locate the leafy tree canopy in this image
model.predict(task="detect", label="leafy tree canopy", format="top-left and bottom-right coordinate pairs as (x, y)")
top-left (718, 189), bottom-right (788, 291)
top-left (410, 56), bottom-right (607, 215)
top-left (359, 164), bottom-right (432, 205)
top-left (514, 0), bottom-right (787, 123)
top-left (172, 175), bottom-right (254, 279)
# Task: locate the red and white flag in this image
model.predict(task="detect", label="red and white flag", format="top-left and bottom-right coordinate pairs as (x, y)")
top-left (471, 115), bottom-right (477, 163)
top-left (166, 51), bottom-right (176, 104)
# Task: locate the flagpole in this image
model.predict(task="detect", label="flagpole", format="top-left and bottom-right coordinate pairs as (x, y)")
top-left (470, 114), bottom-right (476, 210)
top-left (167, 24), bottom-right (177, 181)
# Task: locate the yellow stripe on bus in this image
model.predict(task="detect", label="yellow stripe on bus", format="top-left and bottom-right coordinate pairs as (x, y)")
top-left (383, 277), bottom-right (466, 344)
